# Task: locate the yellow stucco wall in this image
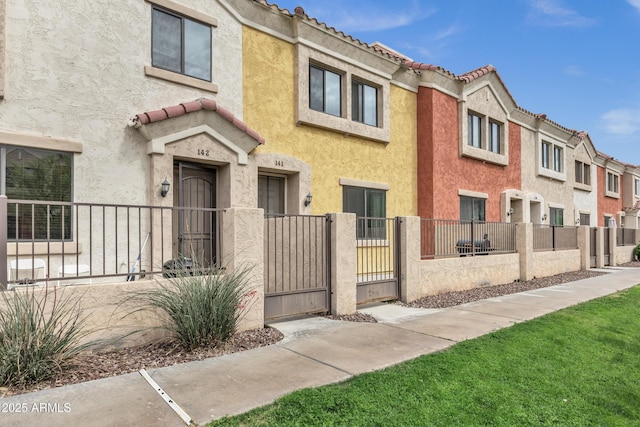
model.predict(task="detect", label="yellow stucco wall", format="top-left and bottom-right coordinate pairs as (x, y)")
top-left (242, 26), bottom-right (417, 217)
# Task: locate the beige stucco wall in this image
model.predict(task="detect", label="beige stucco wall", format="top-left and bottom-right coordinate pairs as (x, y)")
top-left (3, 0), bottom-right (244, 205)
top-left (415, 254), bottom-right (520, 298)
top-left (615, 245), bottom-right (636, 265)
top-left (530, 249), bottom-right (581, 278)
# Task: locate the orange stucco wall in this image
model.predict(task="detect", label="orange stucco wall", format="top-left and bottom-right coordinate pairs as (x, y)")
top-left (417, 87), bottom-right (521, 221)
top-left (597, 166), bottom-right (623, 226)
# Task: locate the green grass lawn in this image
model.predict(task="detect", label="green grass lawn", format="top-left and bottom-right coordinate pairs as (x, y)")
top-left (210, 286), bottom-right (640, 426)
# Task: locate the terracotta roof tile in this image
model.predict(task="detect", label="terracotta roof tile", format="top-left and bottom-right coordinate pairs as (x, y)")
top-left (131, 98), bottom-right (265, 145)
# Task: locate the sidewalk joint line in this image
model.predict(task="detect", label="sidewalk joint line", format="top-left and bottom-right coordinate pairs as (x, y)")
top-left (281, 347), bottom-right (355, 376)
top-left (139, 369), bottom-right (193, 426)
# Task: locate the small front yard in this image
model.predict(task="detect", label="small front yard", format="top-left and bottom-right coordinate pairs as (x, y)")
top-left (211, 284), bottom-right (640, 426)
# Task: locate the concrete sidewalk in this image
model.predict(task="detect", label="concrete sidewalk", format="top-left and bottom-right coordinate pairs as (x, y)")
top-left (2, 268), bottom-right (639, 427)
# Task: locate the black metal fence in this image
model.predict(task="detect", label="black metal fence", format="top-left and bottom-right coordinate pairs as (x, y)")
top-left (533, 224), bottom-right (578, 252)
top-left (420, 219), bottom-right (516, 259)
top-left (0, 198), bottom-right (224, 289)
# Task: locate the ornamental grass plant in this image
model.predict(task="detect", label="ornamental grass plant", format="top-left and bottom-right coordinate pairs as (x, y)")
top-left (132, 266), bottom-right (256, 351)
top-left (0, 286), bottom-right (93, 388)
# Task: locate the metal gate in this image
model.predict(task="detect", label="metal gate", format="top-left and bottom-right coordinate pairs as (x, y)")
top-left (589, 227), bottom-right (597, 268)
top-left (356, 217), bottom-right (400, 305)
top-left (603, 227), bottom-right (611, 266)
top-left (264, 214), bottom-right (330, 320)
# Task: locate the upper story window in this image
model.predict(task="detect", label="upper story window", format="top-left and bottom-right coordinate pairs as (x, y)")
top-left (606, 171), bottom-right (620, 196)
top-left (2, 147), bottom-right (73, 241)
top-left (296, 45), bottom-right (391, 144)
top-left (635, 178), bottom-right (640, 197)
top-left (553, 146), bottom-right (563, 172)
top-left (310, 65), bottom-right (341, 117)
top-left (152, 6), bottom-right (212, 81)
top-left (467, 113), bottom-right (482, 148)
top-left (352, 80), bottom-right (378, 127)
top-left (537, 136), bottom-right (566, 182)
top-left (541, 142), bottom-right (551, 169)
top-left (460, 196), bottom-right (486, 222)
top-left (489, 121), bottom-right (501, 154)
top-left (575, 161), bottom-right (590, 185)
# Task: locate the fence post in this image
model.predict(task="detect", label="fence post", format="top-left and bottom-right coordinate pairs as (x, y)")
top-left (328, 212), bottom-right (357, 315)
top-left (609, 227), bottom-right (617, 267)
top-left (0, 195), bottom-right (6, 290)
top-left (576, 225), bottom-right (589, 270)
top-left (221, 207), bottom-right (264, 330)
top-left (516, 222), bottom-right (533, 282)
top-left (595, 227), bottom-right (605, 268)
top-left (398, 216), bottom-right (420, 303)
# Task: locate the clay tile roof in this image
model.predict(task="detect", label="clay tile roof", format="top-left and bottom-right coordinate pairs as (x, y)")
top-left (131, 98), bottom-right (265, 145)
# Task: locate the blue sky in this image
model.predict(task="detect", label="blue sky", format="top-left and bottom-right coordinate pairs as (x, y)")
top-left (272, 0), bottom-right (640, 166)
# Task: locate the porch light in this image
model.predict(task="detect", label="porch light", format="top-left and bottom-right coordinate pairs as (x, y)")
top-left (542, 214), bottom-right (548, 221)
top-left (507, 208), bottom-right (514, 216)
top-left (576, 218), bottom-right (580, 225)
top-left (304, 192), bottom-right (312, 207)
top-left (161, 178), bottom-right (170, 198)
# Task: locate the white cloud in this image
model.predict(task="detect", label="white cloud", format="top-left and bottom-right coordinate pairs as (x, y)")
top-left (527, 0), bottom-right (596, 27)
top-left (628, 0), bottom-right (640, 12)
top-left (305, 1), bottom-right (435, 33)
top-left (601, 109), bottom-right (640, 136)
top-left (563, 65), bottom-right (584, 76)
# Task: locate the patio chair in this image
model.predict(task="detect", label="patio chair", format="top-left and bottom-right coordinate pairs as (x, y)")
top-left (8, 258), bottom-right (47, 289)
top-left (57, 264), bottom-right (92, 286)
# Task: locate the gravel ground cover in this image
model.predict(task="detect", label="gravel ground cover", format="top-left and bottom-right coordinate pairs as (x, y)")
top-left (2, 264), bottom-right (637, 397)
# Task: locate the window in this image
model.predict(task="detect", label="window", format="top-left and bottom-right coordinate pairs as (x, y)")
top-left (553, 146), bottom-right (563, 172)
top-left (152, 6), bottom-right (212, 81)
top-left (468, 113), bottom-right (482, 148)
top-left (635, 178), bottom-right (640, 197)
top-left (258, 175), bottom-right (285, 215)
top-left (607, 172), bottom-right (619, 194)
top-left (460, 196), bottom-right (486, 222)
top-left (352, 80), bottom-right (377, 126)
top-left (579, 213), bottom-right (590, 226)
top-left (310, 65), bottom-right (341, 117)
top-left (550, 207), bottom-right (563, 226)
top-left (343, 186), bottom-right (386, 239)
top-left (3, 147), bottom-right (73, 240)
top-left (489, 121), bottom-right (501, 154)
top-left (541, 142), bottom-right (551, 169)
top-left (575, 161), bottom-right (590, 185)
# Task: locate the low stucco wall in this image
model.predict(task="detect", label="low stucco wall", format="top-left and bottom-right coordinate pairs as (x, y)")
top-left (0, 275), bottom-right (262, 351)
top-left (531, 249), bottom-right (580, 278)
top-left (615, 245), bottom-right (636, 265)
top-left (414, 253), bottom-right (520, 299)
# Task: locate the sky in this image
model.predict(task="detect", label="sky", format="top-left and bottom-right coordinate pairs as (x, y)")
top-left (271, 0), bottom-right (640, 166)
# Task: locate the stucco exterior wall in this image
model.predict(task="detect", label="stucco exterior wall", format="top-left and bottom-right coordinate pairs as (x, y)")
top-left (597, 166), bottom-right (624, 226)
top-left (615, 245), bottom-right (636, 264)
top-left (415, 253), bottom-right (520, 297)
top-left (3, 0), bottom-right (244, 205)
top-left (530, 249), bottom-right (580, 278)
top-left (242, 26), bottom-right (418, 216)
top-left (572, 143), bottom-right (597, 226)
top-left (416, 87), bottom-right (521, 220)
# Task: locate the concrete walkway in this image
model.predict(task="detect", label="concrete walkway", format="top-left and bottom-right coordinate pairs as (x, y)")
top-left (2, 268), bottom-right (639, 427)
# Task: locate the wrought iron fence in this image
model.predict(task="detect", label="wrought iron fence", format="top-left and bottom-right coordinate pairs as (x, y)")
top-left (0, 198), bottom-right (224, 289)
top-left (356, 217), bottom-right (398, 283)
top-left (420, 219), bottom-right (516, 259)
top-left (533, 224), bottom-right (578, 252)
top-left (616, 228), bottom-right (637, 247)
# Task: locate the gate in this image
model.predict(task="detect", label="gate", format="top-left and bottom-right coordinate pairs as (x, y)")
top-left (603, 227), bottom-right (611, 266)
top-left (356, 217), bottom-right (400, 305)
top-left (264, 214), bottom-right (330, 320)
top-left (589, 227), bottom-right (597, 268)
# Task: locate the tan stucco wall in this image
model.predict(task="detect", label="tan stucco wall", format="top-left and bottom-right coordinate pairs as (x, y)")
top-left (242, 26), bottom-right (417, 217)
top-left (415, 254), bottom-right (520, 298)
top-left (531, 250), bottom-right (581, 278)
top-left (615, 245), bottom-right (636, 264)
top-left (3, 0), bottom-right (244, 205)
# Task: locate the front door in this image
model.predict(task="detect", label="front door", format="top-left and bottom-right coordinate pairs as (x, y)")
top-left (173, 162), bottom-right (217, 269)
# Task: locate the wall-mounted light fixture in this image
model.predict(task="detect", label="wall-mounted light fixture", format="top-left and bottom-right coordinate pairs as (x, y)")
top-left (161, 178), bottom-right (170, 198)
top-left (507, 208), bottom-right (515, 216)
top-left (542, 213), bottom-right (548, 221)
top-left (304, 192), bottom-right (312, 207)
top-left (575, 218), bottom-right (580, 225)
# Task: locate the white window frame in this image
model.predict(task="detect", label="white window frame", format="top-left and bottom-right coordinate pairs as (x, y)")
top-left (536, 134), bottom-right (566, 182)
top-left (605, 170), bottom-right (620, 198)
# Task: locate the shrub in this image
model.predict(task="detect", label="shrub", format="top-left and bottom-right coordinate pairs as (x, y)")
top-left (133, 267), bottom-right (256, 351)
top-left (0, 286), bottom-right (93, 388)
top-left (634, 243), bottom-right (640, 261)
